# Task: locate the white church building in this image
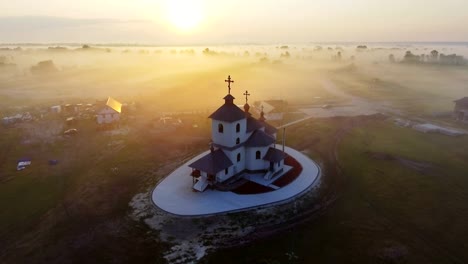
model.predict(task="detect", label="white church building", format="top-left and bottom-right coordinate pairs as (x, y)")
top-left (189, 76), bottom-right (286, 192)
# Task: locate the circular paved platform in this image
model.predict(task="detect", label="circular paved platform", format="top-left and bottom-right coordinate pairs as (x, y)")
top-left (152, 146), bottom-right (321, 216)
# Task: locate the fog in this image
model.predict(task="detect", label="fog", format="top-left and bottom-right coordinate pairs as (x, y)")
top-left (1, 43), bottom-right (468, 114)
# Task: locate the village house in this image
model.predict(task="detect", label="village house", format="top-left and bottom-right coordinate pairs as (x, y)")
top-left (253, 100), bottom-right (288, 121)
top-left (454, 97), bottom-right (468, 123)
top-left (97, 97), bottom-right (122, 124)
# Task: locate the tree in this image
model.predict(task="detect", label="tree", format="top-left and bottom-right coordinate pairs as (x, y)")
top-left (403, 50), bottom-right (420, 63)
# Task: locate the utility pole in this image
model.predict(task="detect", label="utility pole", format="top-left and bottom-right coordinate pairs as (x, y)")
top-left (282, 127), bottom-right (286, 152)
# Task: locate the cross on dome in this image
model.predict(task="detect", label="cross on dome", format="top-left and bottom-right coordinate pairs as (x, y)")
top-left (225, 75), bottom-right (234, 94)
top-left (259, 105), bottom-right (266, 121)
top-left (243, 90), bottom-right (251, 104)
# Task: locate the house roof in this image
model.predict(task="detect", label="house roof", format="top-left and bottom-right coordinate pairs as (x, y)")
top-left (106, 97), bottom-right (122, 113)
top-left (188, 149), bottom-right (233, 175)
top-left (209, 95), bottom-right (246, 123)
top-left (263, 147), bottom-right (286, 162)
top-left (454, 97), bottom-right (468, 106)
top-left (245, 130), bottom-right (275, 147)
top-left (255, 100), bottom-right (287, 114)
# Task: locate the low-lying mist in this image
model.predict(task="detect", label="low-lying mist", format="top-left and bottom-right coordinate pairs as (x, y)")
top-left (1, 43), bottom-right (467, 114)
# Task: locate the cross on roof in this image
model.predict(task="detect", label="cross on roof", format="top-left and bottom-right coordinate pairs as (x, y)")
top-left (225, 75), bottom-right (234, 94)
top-left (243, 90), bottom-right (251, 104)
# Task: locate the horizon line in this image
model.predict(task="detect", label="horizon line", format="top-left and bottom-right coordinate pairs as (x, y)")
top-left (1, 41), bottom-right (468, 47)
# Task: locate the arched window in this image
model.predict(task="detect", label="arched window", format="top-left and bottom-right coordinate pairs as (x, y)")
top-left (225, 168), bottom-right (229, 175)
top-left (218, 123), bottom-right (224, 133)
top-left (256, 151), bottom-right (261, 159)
top-left (236, 123), bottom-right (240, 133)
top-left (236, 138), bottom-right (240, 144)
top-left (237, 153), bottom-right (241, 162)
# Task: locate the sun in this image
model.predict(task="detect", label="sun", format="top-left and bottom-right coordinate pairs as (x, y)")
top-left (165, 0), bottom-right (204, 31)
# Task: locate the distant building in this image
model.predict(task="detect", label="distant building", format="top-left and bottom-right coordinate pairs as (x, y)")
top-left (253, 100), bottom-right (288, 121)
top-left (2, 115), bottom-right (22, 125)
top-left (97, 97), bottom-right (122, 124)
top-left (454, 97), bottom-right (468, 123)
top-left (50, 105), bottom-right (62, 113)
top-left (2, 113), bottom-right (31, 125)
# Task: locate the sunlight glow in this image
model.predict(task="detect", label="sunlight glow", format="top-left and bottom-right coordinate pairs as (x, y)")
top-left (165, 0), bottom-right (204, 31)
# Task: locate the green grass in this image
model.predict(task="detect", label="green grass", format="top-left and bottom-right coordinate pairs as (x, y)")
top-left (3, 110), bottom-right (467, 263)
top-left (0, 112), bottom-right (211, 263)
top-left (329, 65), bottom-right (465, 115)
top-left (338, 120), bottom-right (468, 262)
top-left (0, 168), bottom-right (65, 235)
top-left (205, 118), bottom-right (468, 264)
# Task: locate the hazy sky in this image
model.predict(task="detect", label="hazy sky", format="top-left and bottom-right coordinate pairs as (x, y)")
top-left (1, 0), bottom-right (467, 44)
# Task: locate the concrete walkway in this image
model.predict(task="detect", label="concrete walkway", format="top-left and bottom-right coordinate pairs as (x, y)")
top-left (152, 146), bottom-right (321, 216)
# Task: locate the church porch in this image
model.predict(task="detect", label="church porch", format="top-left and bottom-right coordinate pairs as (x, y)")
top-left (242, 165), bottom-right (293, 190)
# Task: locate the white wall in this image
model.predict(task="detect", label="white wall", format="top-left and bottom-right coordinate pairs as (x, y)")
top-left (245, 146), bottom-right (269, 171)
top-left (211, 118), bottom-right (247, 147)
top-left (216, 167), bottom-right (232, 182)
top-left (97, 113), bottom-right (120, 124)
top-left (265, 112), bottom-right (284, 121)
top-left (222, 147), bottom-right (246, 176)
top-left (97, 107), bottom-right (120, 124)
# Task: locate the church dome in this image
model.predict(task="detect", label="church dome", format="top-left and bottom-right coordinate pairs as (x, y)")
top-left (244, 103), bottom-right (250, 113)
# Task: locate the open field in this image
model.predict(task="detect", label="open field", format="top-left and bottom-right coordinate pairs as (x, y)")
top-left (329, 63), bottom-right (468, 115)
top-left (205, 117), bottom-right (468, 264)
top-left (0, 110), bottom-right (210, 263)
top-left (2, 112), bottom-right (468, 263)
top-left (1, 43), bottom-right (468, 263)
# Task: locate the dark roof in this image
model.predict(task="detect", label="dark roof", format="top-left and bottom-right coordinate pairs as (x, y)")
top-left (209, 94), bottom-right (246, 123)
top-left (224, 94), bottom-right (235, 101)
top-left (245, 130), bottom-right (275, 147)
top-left (213, 142), bottom-right (244, 151)
top-left (263, 121), bottom-right (278, 135)
top-left (247, 116), bottom-right (263, 132)
top-left (454, 97), bottom-right (468, 106)
top-left (188, 149), bottom-right (233, 175)
top-left (263, 147), bottom-right (286, 162)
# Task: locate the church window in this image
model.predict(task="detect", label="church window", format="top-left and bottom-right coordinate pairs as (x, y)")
top-left (236, 123), bottom-right (240, 133)
top-left (218, 123), bottom-right (224, 133)
top-left (237, 153), bottom-right (241, 162)
top-left (225, 168), bottom-right (229, 175)
top-left (236, 138), bottom-right (240, 144)
top-left (256, 151), bottom-right (261, 159)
